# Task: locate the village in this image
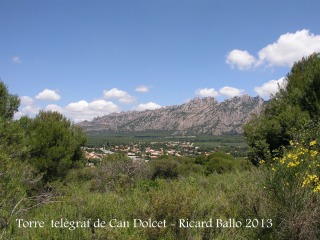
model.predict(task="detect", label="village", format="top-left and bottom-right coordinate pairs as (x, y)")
top-left (84, 141), bottom-right (204, 164)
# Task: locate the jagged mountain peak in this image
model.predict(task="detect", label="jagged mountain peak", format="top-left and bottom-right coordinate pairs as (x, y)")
top-left (78, 96), bottom-right (266, 135)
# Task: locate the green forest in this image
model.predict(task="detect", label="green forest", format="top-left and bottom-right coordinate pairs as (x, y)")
top-left (1, 53), bottom-right (320, 239)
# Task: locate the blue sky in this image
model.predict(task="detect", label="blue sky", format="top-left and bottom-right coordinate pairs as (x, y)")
top-left (1, 0), bottom-right (320, 122)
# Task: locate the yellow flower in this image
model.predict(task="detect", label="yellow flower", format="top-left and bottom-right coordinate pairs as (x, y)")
top-left (287, 161), bottom-right (300, 167)
top-left (259, 160), bottom-right (265, 165)
top-left (310, 140), bottom-right (317, 146)
top-left (280, 157), bottom-right (286, 164)
top-left (313, 185), bottom-right (320, 193)
top-left (302, 178), bottom-right (309, 187)
top-left (310, 150), bottom-right (318, 157)
top-left (308, 175), bottom-right (317, 181)
top-left (302, 174), bottom-right (319, 188)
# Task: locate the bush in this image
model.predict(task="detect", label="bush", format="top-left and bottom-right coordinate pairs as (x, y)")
top-left (0, 153), bottom-right (41, 238)
top-left (262, 136), bottom-right (320, 239)
top-left (244, 53), bottom-right (320, 164)
top-left (89, 154), bottom-right (151, 192)
top-left (195, 152), bottom-right (249, 174)
top-left (150, 159), bottom-right (179, 180)
top-left (24, 111), bottom-right (87, 182)
top-left (0, 80), bottom-right (20, 120)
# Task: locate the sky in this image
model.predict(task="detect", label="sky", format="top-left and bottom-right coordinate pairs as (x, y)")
top-left (1, 0), bottom-right (320, 122)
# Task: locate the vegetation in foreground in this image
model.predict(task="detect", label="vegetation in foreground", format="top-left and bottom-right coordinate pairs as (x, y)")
top-left (1, 53), bottom-right (320, 239)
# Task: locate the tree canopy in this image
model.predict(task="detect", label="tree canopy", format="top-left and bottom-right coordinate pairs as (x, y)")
top-left (23, 111), bottom-right (87, 182)
top-left (0, 81), bottom-right (87, 235)
top-left (244, 53), bottom-right (320, 164)
top-left (0, 80), bottom-right (87, 182)
top-left (0, 80), bottom-right (20, 121)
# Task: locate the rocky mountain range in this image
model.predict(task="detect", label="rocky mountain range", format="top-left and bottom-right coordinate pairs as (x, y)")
top-left (77, 95), bottom-right (266, 135)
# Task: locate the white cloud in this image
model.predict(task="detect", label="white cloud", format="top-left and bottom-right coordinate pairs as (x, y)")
top-left (103, 88), bottom-right (136, 104)
top-left (65, 100), bottom-right (89, 112)
top-left (195, 88), bottom-right (219, 98)
top-left (43, 100), bottom-right (120, 123)
top-left (219, 86), bottom-right (245, 98)
top-left (226, 50), bottom-right (256, 70)
top-left (14, 112), bottom-right (23, 120)
top-left (254, 77), bottom-right (286, 99)
top-left (15, 103), bottom-right (62, 120)
top-left (15, 97), bottom-right (120, 122)
top-left (88, 100), bottom-right (119, 114)
top-left (20, 96), bottom-right (34, 106)
top-left (227, 29), bottom-right (320, 70)
top-left (103, 88), bottom-right (127, 98)
top-left (65, 99), bottom-right (120, 122)
top-left (11, 56), bottom-right (22, 64)
top-left (15, 96), bottom-right (39, 118)
top-left (35, 89), bottom-right (61, 101)
top-left (133, 102), bottom-right (161, 111)
top-left (258, 29), bottom-right (320, 67)
top-left (44, 104), bottom-right (64, 113)
top-left (17, 105), bottom-right (41, 117)
top-left (135, 85), bottom-right (150, 93)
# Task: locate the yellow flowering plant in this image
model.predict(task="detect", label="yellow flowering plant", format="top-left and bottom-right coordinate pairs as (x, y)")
top-left (261, 135), bottom-right (320, 238)
top-left (267, 139), bottom-right (320, 193)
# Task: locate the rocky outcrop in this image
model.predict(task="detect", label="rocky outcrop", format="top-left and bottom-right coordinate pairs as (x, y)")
top-left (77, 95), bottom-right (265, 135)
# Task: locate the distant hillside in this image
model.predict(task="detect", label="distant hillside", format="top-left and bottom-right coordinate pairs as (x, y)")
top-left (77, 95), bottom-right (266, 135)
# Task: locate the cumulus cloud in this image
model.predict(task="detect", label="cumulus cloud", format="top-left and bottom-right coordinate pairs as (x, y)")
top-left (65, 100), bottom-right (89, 112)
top-left (15, 105), bottom-right (41, 119)
top-left (14, 112), bottom-right (23, 120)
top-left (44, 104), bottom-right (64, 113)
top-left (14, 88), bottom-right (122, 122)
top-left (135, 85), bottom-right (150, 93)
top-left (20, 96), bottom-right (34, 106)
top-left (64, 99), bottom-right (120, 122)
top-left (15, 96), bottom-right (39, 118)
top-left (88, 100), bottom-right (116, 111)
top-left (258, 29), bottom-right (320, 67)
top-left (16, 98), bottom-right (120, 123)
top-left (12, 56), bottom-right (22, 64)
top-left (195, 86), bottom-right (246, 99)
top-left (219, 86), bottom-right (245, 98)
top-left (43, 100), bottom-right (121, 122)
top-left (103, 88), bottom-right (127, 98)
top-left (226, 50), bottom-right (256, 70)
top-left (17, 89), bottom-right (61, 118)
top-left (195, 88), bottom-right (219, 98)
top-left (35, 89), bottom-right (61, 101)
top-left (133, 102), bottom-right (161, 111)
top-left (103, 88), bottom-right (136, 104)
top-left (227, 29), bottom-right (320, 70)
top-left (254, 77), bottom-right (286, 99)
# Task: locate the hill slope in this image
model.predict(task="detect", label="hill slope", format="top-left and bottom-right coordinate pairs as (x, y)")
top-left (78, 95), bottom-right (265, 135)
